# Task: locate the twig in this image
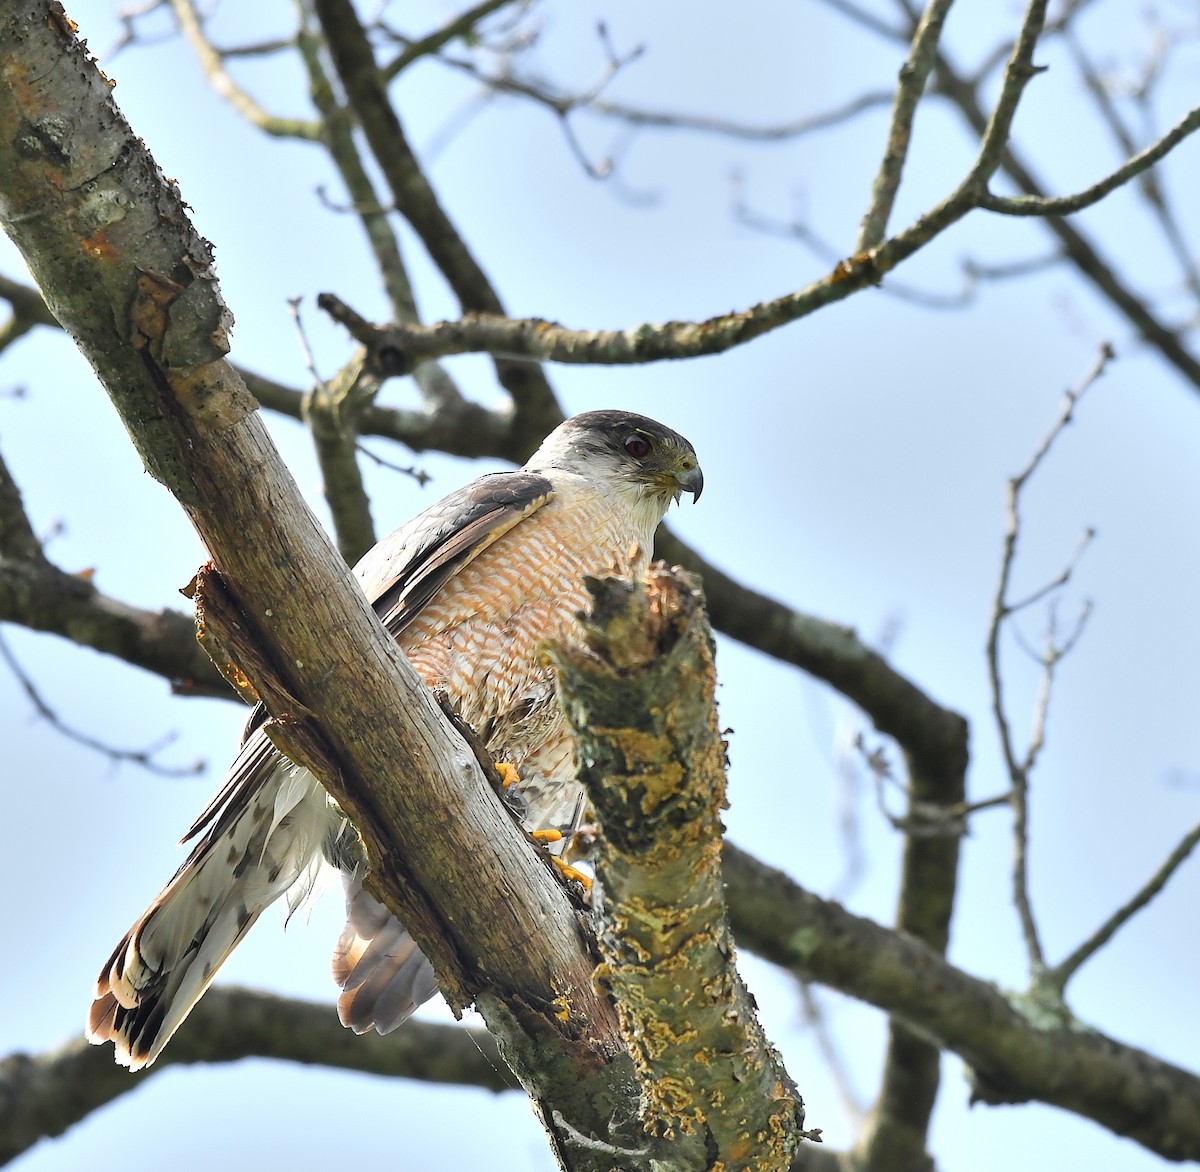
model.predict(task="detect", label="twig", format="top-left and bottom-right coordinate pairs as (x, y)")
top-left (733, 178), bottom-right (976, 310)
top-left (0, 272), bottom-right (60, 355)
top-left (312, 0), bottom-right (563, 439)
top-left (381, 0), bottom-right (521, 79)
top-left (355, 441), bottom-right (431, 485)
top-left (168, 0), bottom-right (321, 139)
top-left (1046, 819), bottom-right (1200, 994)
top-left (287, 295), bottom-right (325, 390)
top-left (1006, 527), bottom-right (1095, 614)
top-left (814, 0), bottom-right (907, 42)
top-left (104, 0), bottom-right (172, 59)
top-left (0, 629), bottom-right (204, 777)
top-left (723, 844), bottom-right (1200, 1163)
top-left (979, 104), bottom-right (1200, 218)
top-left (986, 343), bottom-right (1114, 974)
top-left (296, 7), bottom-right (468, 416)
top-left (435, 46), bottom-right (895, 142)
top-left (0, 987), bottom-right (511, 1164)
top-left (292, 305), bottom-right (378, 565)
top-left (1064, 28), bottom-right (1200, 301)
top-left (927, 28), bottom-right (1200, 397)
top-left (855, 0), bottom-right (956, 251)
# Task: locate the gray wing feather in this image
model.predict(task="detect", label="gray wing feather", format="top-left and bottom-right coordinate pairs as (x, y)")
top-left (328, 470), bottom-right (555, 1032)
top-left (356, 469), bottom-right (553, 636)
top-left (88, 467), bottom-right (555, 1065)
top-left (200, 469), bottom-right (554, 847)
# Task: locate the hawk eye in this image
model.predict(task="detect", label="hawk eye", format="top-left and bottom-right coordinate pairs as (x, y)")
top-left (623, 434), bottom-right (652, 459)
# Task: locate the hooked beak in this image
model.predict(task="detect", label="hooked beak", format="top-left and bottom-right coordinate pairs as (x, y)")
top-left (674, 462), bottom-right (704, 503)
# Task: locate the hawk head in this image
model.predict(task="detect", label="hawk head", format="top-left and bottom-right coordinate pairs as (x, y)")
top-left (529, 411), bottom-right (703, 518)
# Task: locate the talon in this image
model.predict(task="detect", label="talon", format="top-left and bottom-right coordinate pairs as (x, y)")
top-left (552, 857), bottom-right (593, 893)
top-left (496, 762), bottom-right (520, 788)
top-left (531, 828), bottom-right (563, 844)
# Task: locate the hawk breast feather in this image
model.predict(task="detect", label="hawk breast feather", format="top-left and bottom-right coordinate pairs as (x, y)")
top-left (185, 470), bottom-right (555, 854)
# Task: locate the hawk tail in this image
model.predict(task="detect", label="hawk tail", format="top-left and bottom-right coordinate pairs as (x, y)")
top-left (332, 875), bottom-right (439, 1034)
top-left (86, 761), bottom-right (331, 1070)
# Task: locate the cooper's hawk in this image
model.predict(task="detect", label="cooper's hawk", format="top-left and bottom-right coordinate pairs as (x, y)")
top-left (87, 410), bottom-right (702, 1070)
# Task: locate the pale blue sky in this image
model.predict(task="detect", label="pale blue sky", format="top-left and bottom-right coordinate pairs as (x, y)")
top-left (2, 2), bottom-right (1198, 1169)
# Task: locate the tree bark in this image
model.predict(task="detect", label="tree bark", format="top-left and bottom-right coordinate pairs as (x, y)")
top-left (0, 7), bottom-right (663, 1167)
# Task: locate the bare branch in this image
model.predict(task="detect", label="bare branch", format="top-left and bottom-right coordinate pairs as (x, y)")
top-left (1066, 29), bottom-right (1200, 302)
top-left (0, 271), bottom-right (59, 353)
top-left (433, 38), bottom-right (893, 147)
top-left (0, 628), bottom-right (203, 775)
top-left (1046, 819), bottom-right (1200, 994)
top-left (591, 90), bottom-right (897, 142)
top-left (855, 0), bottom-right (956, 251)
top-left (0, 443), bottom-right (228, 693)
top-left (928, 41), bottom-right (1200, 395)
top-left (0, 987), bottom-right (510, 1165)
top-left (381, 0), bottom-right (521, 80)
top-left (724, 845), bottom-right (1200, 1163)
top-left (1006, 527), bottom-right (1095, 615)
top-left (967, 0), bottom-right (1051, 193)
top-left (167, 0), bottom-right (320, 139)
top-left (296, 0), bottom-right (476, 426)
top-left (987, 344), bottom-right (1114, 974)
top-left (733, 181), bottom-right (976, 310)
top-left (311, 0), bottom-right (563, 439)
top-left (814, 0), bottom-right (908, 43)
top-left (0, 443), bottom-right (43, 564)
top-left (979, 103), bottom-right (1200, 218)
top-left (354, 441), bottom-right (430, 486)
top-left (288, 298), bottom-right (377, 565)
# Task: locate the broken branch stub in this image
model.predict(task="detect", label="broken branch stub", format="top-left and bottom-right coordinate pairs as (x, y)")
top-left (548, 564), bottom-right (818, 1169)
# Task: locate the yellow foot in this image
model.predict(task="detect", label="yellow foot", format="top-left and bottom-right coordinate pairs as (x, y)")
top-left (496, 762), bottom-right (520, 789)
top-left (530, 828), bottom-right (563, 844)
top-left (552, 857), bottom-right (593, 893)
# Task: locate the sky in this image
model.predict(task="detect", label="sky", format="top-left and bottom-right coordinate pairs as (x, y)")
top-left (2, 1), bottom-right (1199, 1169)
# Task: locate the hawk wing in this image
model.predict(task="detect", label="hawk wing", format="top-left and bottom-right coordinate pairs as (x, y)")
top-left (88, 469), bottom-right (554, 1068)
top-left (184, 470), bottom-right (554, 846)
top-left (358, 469), bottom-right (554, 637)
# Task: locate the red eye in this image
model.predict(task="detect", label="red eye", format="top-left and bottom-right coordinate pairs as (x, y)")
top-left (624, 434), bottom-right (651, 458)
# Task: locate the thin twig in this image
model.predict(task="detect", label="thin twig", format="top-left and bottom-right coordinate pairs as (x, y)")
top-left (980, 104), bottom-right (1200, 218)
top-left (1046, 819), bottom-right (1200, 994)
top-left (986, 343), bottom-right (1114, 975)
top-left (168, 0), bottom-right (320, 139)
top-left (437, 46), bottom-right (895, 142)
top-left (733, 179), bottom-right (976, 310)
top-left (287, 295), bottom-right (325, 390)
top-left (355, 440), bottom-right (431, 485)
top-left (855, 0), bottom-right (956, 251)
top-left (382, 0), bottom-right (521, 79)
top-left (0, 629), bottom-right (204, 777)
top-left (1007, 527), bottom-right (1096, 614)
top-left (313, 0), bottom-right (563, 438)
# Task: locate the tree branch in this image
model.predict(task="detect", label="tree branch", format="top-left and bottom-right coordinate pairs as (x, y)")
top-left (724, 845), bottom-right (1200, 1163)
top-left (0, 442), bottom-right (228, 693)
top-left (987, 344), bottom-right (1113, 976)
top-left (0, 15), bottom-right (657, 1168)
top-left (550, 567), bottom-right (816, 1165)
top-left (0, 986), bottom-right (509, 1166)
top-left (855, 0), bottom-right (955, 251)
top-left (979, 103), bottom-right (1200, 218)
top-left (167, 0), bottom-right (321, 140)
top-left (929, 42), bottom-right (1200, 395)
top-left (310, 0), bottom-right (563, 440)
top-left (1045, 818), bottom-right (1200, 996)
